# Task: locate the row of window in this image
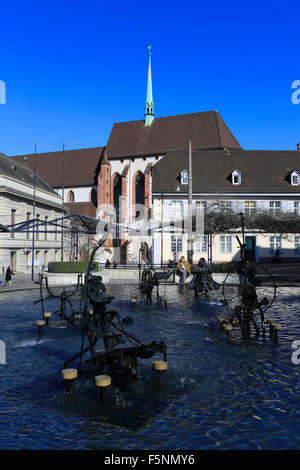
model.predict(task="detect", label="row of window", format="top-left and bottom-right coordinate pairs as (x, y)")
top-left (270, 235), bottom-right (300, 253)
top-left (168, 200), bottom-right (300, 218)
top-left (170, 235), bottom-right (300, 254)
top-left (25, 249), bottom-right (60, 266)
top-left (10, 210), bottom-right (59, 241)
top-left (119, 156), bottom-right (159, 163)
top-left (171, 235), bottom-right (210, 253)
top-left (231, 171), bottom-right (300, 186)
top-left (180, 170), bottom-right (300, 186)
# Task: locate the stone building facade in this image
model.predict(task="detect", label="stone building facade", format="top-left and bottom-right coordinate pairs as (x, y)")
top-left (0, 152), bottom-right (62, 272)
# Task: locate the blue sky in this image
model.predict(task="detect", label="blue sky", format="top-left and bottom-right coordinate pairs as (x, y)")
top-left (0, 0), bottom-right (299, 155)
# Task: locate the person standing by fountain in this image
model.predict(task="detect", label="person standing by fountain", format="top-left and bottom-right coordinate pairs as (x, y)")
top-left (176, 256), bottom-right (191, 284)
top-left (2, 265), bottom-right (14, 287)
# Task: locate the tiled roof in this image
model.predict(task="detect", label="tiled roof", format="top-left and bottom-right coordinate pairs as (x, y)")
top-left (152, 148), bottom-right (300, 194)
top-left (65, 201), bottom-right (97, 218)
top-left (106, 111), bottom-right (241, 158)
top-left (0, 152), bottom-right (57, 194)
top-left (10, 147), bottom-right (104, 188)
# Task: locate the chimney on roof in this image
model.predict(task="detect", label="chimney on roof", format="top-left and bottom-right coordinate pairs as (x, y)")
top-left (297, 143), bottom-right (300, 151)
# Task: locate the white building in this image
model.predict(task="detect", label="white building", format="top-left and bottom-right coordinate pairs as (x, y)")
top-left (151, 148), bottom-right (300, 264)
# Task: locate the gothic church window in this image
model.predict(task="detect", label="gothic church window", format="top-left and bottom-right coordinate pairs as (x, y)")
top-left (113, 174), bottom-right (122, 222)
top-left (67, 190), bottom-right (75, 202)
top-left (135, 172), bottom-right (145, 218)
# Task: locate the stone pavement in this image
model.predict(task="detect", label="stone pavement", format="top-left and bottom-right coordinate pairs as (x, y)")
top-left (0, 272), bottom-right (138, 294)
top-left (0, 272), bottom-right (40, 293)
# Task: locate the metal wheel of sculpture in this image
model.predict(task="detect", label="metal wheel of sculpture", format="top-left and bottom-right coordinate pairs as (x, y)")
top-left (138, 247), bottom-right (174, 305)
top-left (87, 276), bottom-right (107, 303)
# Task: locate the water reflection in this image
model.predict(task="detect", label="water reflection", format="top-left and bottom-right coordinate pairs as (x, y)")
top-left (0, 286), bottom-right (299, 449)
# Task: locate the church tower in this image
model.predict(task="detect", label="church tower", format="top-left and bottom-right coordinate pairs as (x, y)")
top-left (144, 45), bottom-right (154, 126)
top-left (97, 151), bottom-right (111, 209)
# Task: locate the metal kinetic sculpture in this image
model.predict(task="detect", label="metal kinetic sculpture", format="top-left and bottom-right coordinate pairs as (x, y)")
top-left (222, 214), bottom-right (277, 338)
top-left (186, 258), bottom-right (220, 297)
top-left (35, 274), bottom-right (83, 329)
top-left (139, 246), bottom-right (174, 305)
top-left (62, 234), bottom-right (167, 377)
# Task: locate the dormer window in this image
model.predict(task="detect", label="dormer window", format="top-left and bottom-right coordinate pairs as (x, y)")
top-left (181, 169), bottom-right (189, 185)
top-left (291, 170), bottom-right (300, 185)
top-left (232, 170), bottom-right (241, 185)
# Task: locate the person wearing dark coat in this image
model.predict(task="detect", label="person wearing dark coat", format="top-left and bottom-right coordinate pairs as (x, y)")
top-left (2, 265), bottom-right (14, 287)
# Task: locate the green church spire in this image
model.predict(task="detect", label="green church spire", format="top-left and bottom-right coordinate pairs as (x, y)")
top-left (145, 45), bottom-right (154, 126)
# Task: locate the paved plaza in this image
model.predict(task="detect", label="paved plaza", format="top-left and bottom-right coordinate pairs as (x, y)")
top-left (1, 263), bottom-right (300, 293)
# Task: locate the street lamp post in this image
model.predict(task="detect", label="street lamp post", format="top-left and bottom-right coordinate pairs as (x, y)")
top-left (61, 141), bottom-right (65, 262)
top-left (187, 140), bottom-right (193, 264)
top-left (31, 143), bottom-right (55, 281)
top-left (160, 192), bottom-right (164, 267)
top-left (31, 144), bottom-right (37, 281)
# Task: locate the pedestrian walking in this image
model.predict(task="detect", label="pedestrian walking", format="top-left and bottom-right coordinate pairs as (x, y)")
top-left (2, 265), bottom-right (14, 287)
